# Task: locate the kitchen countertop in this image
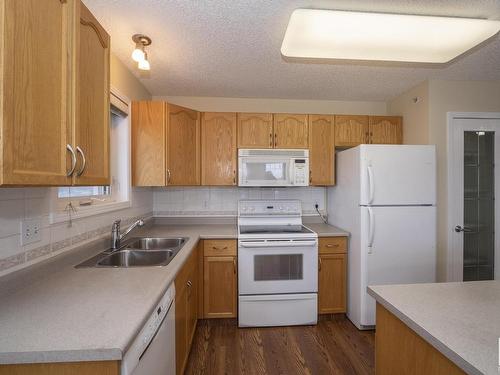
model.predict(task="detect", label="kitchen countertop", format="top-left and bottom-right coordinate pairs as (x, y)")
top-left (368, 281), bottom-right (500, 375)
top-left (305, 223), bottom-right (349, 237)
top-left (0, 221), bottom-right (347, 365)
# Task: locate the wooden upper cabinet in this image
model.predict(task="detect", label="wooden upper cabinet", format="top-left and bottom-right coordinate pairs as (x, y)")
top-left (237, 113), bottom-right (273, 148)
top-left (369, 116), bottom-right (403, 144)
top-left (0, 0), bottom-right (73, 186)
top-left (132, 101), bottom-right (166, 186)
top-left (201, 112), bottom-right (237, 185)
top-left (309, 115), bottom-right (335, 186)
top-left (166, 104), bottom-right (200, 185)
top-left (334, 115), bottom-right (369, 148)
top-left (74, 1), bottom-right (110, 186)
top-left (273, 114), bottom-right (308, 148)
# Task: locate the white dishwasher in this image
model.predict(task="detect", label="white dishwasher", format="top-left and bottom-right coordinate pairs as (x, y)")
top-left (121, 283), bottom-right (176, 375)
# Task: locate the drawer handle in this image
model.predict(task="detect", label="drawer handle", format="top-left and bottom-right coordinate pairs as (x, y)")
top-left (212, 246), bottom-right (228, 251)
top-left (326, 244), bottom-right (339, 248)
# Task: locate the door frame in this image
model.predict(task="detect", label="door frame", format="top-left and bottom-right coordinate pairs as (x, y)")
top-left (447, 112), bottom-right (500, 282)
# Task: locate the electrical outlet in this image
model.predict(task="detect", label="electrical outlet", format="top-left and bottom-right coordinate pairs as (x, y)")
top-left (21, 218), bottom-right (42, 246)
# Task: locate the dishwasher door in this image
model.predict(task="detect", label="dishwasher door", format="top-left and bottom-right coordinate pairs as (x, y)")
top-left (132, 299), bottom-right (175, 375)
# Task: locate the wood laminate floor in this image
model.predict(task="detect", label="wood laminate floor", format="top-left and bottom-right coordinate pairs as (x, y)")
top-left (185, 315), bottom-right (375, 375)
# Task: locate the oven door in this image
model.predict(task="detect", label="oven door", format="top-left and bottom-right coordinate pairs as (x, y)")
top-left (238, 156), bottom-right (293, 186)
top-left (238, 239), bottom-right (318, 295)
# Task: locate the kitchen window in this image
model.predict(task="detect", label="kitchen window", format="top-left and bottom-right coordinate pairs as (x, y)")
top-left (50, 89), bottom-right (131, 223)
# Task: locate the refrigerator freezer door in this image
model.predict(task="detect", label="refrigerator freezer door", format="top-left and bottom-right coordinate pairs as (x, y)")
top-left (359, 206), bottom-right (436, 327)
top-left (360, 145), bottom-right (436, 206)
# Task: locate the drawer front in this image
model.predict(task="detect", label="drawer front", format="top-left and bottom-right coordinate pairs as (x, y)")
top-left (204, 239), bottom-right (237, 257)
top-left (319, 237), bottom-right (347, 254)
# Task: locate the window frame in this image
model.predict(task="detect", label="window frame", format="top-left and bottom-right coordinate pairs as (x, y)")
top-left (49, 87), bottom-right (132, 224)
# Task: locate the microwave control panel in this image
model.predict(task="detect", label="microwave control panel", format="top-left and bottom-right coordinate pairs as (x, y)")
top-left (293, 159), bottom-right (308, 186)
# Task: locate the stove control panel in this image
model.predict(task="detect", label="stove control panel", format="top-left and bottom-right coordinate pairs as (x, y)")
top-left (239, 200), bottom-right (302, 216)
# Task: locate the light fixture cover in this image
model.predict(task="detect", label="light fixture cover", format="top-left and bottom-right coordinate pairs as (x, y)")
top-left (138, 55), bottom-right (150, 70)
top-left (131, 45), bottom-right (145, 62)
top-left (281, 9), bottom-right (500, 63)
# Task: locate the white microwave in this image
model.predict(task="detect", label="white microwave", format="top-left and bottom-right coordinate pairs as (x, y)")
top-left (238, 149), bottom-right (309, 187)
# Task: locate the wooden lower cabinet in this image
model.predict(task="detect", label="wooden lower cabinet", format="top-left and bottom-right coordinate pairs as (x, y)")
top-left (175, 244), bottom-right (199, 375)
top-left (0, 361), bottom-right (119, 375)
top-left (203, 240), bottom-right (238, 318)
top-left (318, 237), bottom-right (347, 314)
top-left (376, 304), bottom-right (466, 375)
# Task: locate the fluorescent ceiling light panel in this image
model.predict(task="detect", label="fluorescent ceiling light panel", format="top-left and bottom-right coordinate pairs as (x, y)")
top-left (281, 9), bottom-right (500, 63)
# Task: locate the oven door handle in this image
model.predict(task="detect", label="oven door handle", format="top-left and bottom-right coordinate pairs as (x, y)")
top-left (239, 240), bottom-right (317, 248)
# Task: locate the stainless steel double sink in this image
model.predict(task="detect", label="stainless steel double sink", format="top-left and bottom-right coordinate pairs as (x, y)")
top-left (75, 237), bottom-right (188, 268)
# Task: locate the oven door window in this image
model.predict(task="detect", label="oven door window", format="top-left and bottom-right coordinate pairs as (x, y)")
top-left (254, 254), bottom-right (303, 281)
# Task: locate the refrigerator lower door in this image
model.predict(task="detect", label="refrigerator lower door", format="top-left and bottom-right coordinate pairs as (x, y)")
top-left (359, 205), bottom-right (436, 327)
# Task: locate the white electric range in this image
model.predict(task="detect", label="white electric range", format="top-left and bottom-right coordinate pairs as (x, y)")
top-left (238, 200), bottom-right (318, 327)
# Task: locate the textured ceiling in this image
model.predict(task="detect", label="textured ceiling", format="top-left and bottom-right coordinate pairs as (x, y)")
top-left (84, 0), bottom-right (500, 101)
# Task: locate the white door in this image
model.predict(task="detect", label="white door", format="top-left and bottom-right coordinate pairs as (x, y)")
top-left (448, 113), bottom-right (500, 282)
top-left (361, 206), bottom-right (436, 326)
top-left (360, 145), bottom-right (436, 206)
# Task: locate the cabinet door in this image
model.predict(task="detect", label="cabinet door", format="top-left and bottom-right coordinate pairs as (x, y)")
top-left (309, 115), bottom-right (335, 186)
top-left (74, 1), bottom-right (110, 186)
top-left (369, 116), bottom-right (403, 144)
top-left (175, 285), bottom-right (188, 375)
top-left (204, 256), bottom-right (237, 318)
top-left (132, 101), bottom-right (166, 186)
top-left (1, 0), bottom-right (73, 186)
top-left (237, 113), bottom-right (273, 148)
top-left (186, 268), bottom-right (198, 345)
top-left (167, 104), bottom-right (200, 185)
top-left (201, 112), bottom-right (237, 185)
top-left (334, 115), bottom-right (369, 147)
top-left (318, 254), bottom-right (347, 314)
top-left (273, 114), bottom-right (308, 148)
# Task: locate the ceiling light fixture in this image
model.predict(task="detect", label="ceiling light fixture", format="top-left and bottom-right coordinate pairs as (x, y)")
top-left (131, 34), bottom-right (152, 70)
top-left (281, 9), bottom-right (500, 63)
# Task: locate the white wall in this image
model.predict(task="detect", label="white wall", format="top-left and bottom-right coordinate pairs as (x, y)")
top-left (154, 187), bottom-right (326, 217)
top-left (0, 54), bottom-right (153, 276)
top-left (156, 96), bottom-right (387, 115)
top-left (388, 81), bottom-right (429, 145)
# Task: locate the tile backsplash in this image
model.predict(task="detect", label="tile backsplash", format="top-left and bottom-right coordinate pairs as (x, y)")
top-left (154, 186), bottom-right (326, 216)
top-left (0, 188), bottom-right (153, 276)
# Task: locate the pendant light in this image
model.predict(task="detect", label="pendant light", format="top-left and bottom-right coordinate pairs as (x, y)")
top-left (131, 34), bottom-right (152, 70)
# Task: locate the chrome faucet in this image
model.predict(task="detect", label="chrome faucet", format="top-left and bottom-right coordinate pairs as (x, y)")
top-left (111, 219), bottom-right (145, 250)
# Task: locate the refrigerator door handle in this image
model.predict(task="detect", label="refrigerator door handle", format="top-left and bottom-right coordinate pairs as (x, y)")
top-left (367, 207), bottom-right (374, 251)
top-left (367, 165), bottom-right (374, 204)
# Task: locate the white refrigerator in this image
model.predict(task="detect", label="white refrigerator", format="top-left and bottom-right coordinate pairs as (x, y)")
top-left (328, 145), bottom-right (436, 329)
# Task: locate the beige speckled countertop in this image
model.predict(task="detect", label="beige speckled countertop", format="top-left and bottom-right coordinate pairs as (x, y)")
top-left (368, 281), bottom-right (500, 375)
top-left (0, 221), bottom-right (347, 365)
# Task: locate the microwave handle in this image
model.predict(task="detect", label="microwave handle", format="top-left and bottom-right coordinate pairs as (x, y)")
top-left (289, 160), bottom-right (295, 185)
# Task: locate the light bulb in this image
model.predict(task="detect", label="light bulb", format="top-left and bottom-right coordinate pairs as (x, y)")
top-left (138, 53), bottom-right (150, 70)
top-left (131, 44), bottom-right (145, 62)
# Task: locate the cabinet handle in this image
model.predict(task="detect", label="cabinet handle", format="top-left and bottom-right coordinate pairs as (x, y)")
top-left (319, 257), bottom-right (322, 271)
top-left (76, 146), bottom-right (86, 177)
top-left (212, 246), bottom-right (228, 251)
top-left (326, 244), bottom-right (339, 248)
top-left (66, 144), bottom-right (77, 177)
top-left (167, 169), bottom-right (171, 183)
top-left (233, 258), bottom-right (237, 274)
top-left (274, 133), bottom-right (278, 147)
top-left (233, 170), bottom-right (236, 185)
top-left (269, 133), bottom-right (273, 147)
top-left (187, 280), bottom-right (192, 287)
top-left (309, 171), bottom-right (312, 184)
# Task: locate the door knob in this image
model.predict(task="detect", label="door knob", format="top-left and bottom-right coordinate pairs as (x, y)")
top-left (454, 225), bottom-right (472, 233)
